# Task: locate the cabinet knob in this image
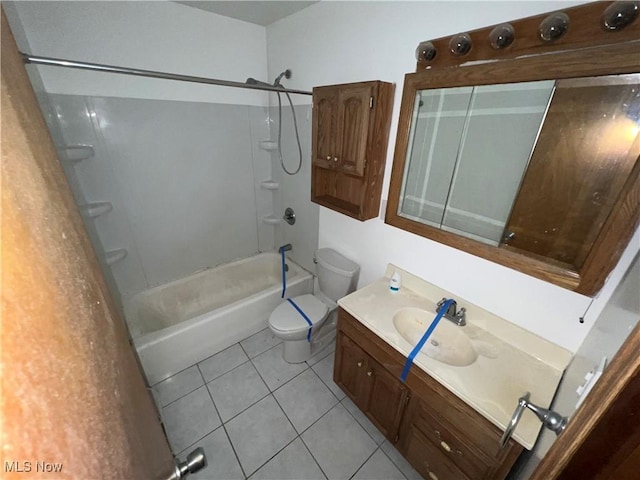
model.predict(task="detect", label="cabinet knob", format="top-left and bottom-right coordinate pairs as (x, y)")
top-left (428, 472), bottom-right (439, 480)
top-left (440, 441), bottom-right (451, 453)
top-left (366, 370), bottom-right (373, 377)
top-left (333, 157), bottom-right (339, 162)
top-left (326, 155), bottom-right (331, 161)
top-left (357, 361), bottom-right (363, 368)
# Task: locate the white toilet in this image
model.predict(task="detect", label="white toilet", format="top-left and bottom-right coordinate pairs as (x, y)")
top-left (268, 248), bottom-right (360, 363)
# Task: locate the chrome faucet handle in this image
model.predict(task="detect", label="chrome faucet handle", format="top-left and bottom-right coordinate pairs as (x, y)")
top-left (437, 298), bottom-right (456, 313)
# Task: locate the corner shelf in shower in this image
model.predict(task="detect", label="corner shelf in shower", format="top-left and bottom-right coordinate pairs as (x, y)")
top-left (58, 144), bottom-right (95, 163)
top-left (80, 202), bottom-right (113, 219)
top-left (260, 180), bottom-right (280, 191)
top-left (258, 140), bottom-right (278, 152)
top-left (104, 248), bottom-right (128, 266)
top-left (262, 215), bottom-right (281, 226)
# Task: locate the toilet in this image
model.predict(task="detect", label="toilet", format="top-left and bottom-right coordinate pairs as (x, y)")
top-left (268, 248), bottom-right (360, 363)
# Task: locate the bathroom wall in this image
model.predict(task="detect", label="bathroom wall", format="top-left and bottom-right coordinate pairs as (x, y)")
top-left (266, 0), bottom-right (640, 352)
top-left (47, 94), bottom-right (271, 298)
top-left (8, 1), bottom-right (269, 106)
top-left (6, 1), bottom-right (283, 304)
top-left (270, 103), bottom-right (318, 274)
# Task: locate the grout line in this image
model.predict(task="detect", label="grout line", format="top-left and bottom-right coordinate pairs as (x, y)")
top-left (246, 433), bottom-right (300, 479)
top-left (151, 362), bottom-right (202, 388)
top-left (379, 442), bottom-right (412, 480)
top-left (203, 358), bottom-right (252, 385)
top-left (299, 435), bottom-right (329, 480)
top-left (161, 383), bottom-right (207, 410)
top-left (221, 423), bottom-right (248, 480)
top-left (340, 397), bottom-right (386, 446)
top-left (348, 445), bottom-right (380, 480)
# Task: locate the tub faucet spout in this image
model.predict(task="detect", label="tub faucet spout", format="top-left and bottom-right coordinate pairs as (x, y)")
top-left (279, 244), bottom-right (292, 253)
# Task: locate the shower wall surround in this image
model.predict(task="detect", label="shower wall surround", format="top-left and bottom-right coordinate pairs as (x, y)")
top-left (50, 93), bottom-right (274, 302)
top-left (270, 103), bottom-right (318, 274)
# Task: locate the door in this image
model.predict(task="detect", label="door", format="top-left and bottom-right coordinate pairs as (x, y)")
top-left (1, 10), bottom-right (175, 479)
top-left (312, 86), bottom-right (338, 169)
top-left (359, 357), bottom-right (409, 441)
top-left (334, 331), bottom-right (368, 402)
top-left (336, 83), bottom-right (372, 176)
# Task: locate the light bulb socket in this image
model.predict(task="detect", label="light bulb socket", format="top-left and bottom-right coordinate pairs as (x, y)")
top-left (602, 1), bottom-right (639, 31)
top-left (489, 23), bottom-right (515, 50)
top-left (539, 12), bottom-right (570, 42)
top-left (415, 41), bottom-right (437, 62)
top-left (449, 33), bottom-right (472, 56)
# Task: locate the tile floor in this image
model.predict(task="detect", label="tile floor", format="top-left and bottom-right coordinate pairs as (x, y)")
top-left (152, 328), bottom-right (422, 480)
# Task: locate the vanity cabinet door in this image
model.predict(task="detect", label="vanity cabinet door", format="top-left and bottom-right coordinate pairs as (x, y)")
top-left (335, 330), bottom-right (409, 442)
top-left (334, 331), bottom-right (369, 402)
top-left (359, 356), bottom-right (409, 441)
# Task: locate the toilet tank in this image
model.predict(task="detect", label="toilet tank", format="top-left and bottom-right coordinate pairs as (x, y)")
top-left (315, 248), bottom-right (360, 302)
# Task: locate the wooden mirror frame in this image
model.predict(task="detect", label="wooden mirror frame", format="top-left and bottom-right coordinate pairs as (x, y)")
top-left (386, 4), bottom-right (640, 297)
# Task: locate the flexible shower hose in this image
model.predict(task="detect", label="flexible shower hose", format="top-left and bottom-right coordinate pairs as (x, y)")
top-left (276, 90), bottom-right (303, 176)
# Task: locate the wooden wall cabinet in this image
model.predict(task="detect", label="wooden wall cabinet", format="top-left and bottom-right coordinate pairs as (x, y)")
top-left (311, 81), bottom-right (394, 221)
top-left (334, 308), bottom-right (523, 480)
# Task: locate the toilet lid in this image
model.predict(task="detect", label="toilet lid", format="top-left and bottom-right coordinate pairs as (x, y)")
top-left (269, 294), bottom-right (328, 332)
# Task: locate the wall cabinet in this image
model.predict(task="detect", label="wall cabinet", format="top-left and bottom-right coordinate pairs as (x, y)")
top-left (334, 308), bottom-right (523, 480)
top-left (311, 81), bottom-right (394, 221)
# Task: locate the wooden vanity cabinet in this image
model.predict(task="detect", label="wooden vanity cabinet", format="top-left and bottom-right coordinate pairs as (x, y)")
top-left (335, 332), bottom-right (409, 440)
top-left (334, 308), bottom-right (524, 480)
top-left (311, 81), bottom-right (394, 221)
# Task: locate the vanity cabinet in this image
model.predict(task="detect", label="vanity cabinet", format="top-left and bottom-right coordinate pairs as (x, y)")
top-left (335, 332), bottom-right (409, 440)
top-left (311, 81), bottom-right (394, 221)
top-left (334, 308), bottom-right (523, 480)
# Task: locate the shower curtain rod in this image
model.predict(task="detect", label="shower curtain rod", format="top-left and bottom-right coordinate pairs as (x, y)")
top-left (21, 53), bottom-right (313, 96)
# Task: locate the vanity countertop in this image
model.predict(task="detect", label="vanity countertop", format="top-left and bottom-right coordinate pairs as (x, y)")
top-left (337, 264), bottom-right (572, 450)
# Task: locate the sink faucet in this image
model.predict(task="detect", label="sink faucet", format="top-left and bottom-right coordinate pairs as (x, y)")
top-left (436, 298), bottom-right (466, 326)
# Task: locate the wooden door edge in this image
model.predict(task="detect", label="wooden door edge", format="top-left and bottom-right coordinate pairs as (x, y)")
top-left (530, 318), bottom-right (640, 478)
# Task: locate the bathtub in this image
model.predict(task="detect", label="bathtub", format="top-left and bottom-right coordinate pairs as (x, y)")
top-left (124, 252), bottom-right (313, 385)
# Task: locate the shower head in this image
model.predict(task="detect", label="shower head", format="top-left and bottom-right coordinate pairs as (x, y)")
top-left (273, 69), bottom-right (292, 86)
top-left (245, 77), bottom-right (273, 88)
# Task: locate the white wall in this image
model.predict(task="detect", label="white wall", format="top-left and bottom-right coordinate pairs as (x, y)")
top-left (10, 1), bottom-right (269, 106)
top-left (266, 0), bottom-right (640, 352)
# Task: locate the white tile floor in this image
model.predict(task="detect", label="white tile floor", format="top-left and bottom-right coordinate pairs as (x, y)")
top-left (153, 328), bottom-right (421, 480)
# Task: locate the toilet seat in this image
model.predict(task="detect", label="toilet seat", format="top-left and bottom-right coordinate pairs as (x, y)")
top-left (269, 294), bottom-right (328, 335)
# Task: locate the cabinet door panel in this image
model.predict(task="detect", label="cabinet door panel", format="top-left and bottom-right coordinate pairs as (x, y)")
top-left (313, 87), bottom-right (338, 169)
top-left (360, 357), bottom-right (409, 441)
top-left (335, 332), bottom-right (368, 403)
top-left (337, 84), bottom-right (373, 176)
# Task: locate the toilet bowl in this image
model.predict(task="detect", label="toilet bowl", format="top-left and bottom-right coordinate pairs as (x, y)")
top-left (268, 248), bottom-right (359, 363)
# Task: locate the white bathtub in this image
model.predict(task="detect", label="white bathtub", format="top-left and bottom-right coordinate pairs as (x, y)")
top-left (124, 252), bottom-right (313, 385)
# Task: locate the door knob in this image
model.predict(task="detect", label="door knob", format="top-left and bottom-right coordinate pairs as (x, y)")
top-left (167, 447), bottom-right (207, 479)
top-left (500, 392), bottom-right (568, 448)
top-left (326, 155), bottom-right (331, 161)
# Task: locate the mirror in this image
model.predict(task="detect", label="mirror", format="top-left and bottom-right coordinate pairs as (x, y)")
top-left (386, 41), bottom-right (640, 296)
top-left (399, 79), bottom-right (556, 246)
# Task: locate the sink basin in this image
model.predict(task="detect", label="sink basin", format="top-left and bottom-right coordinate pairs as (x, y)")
top-left (393, 308), bottom-right (478, 366)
